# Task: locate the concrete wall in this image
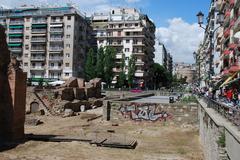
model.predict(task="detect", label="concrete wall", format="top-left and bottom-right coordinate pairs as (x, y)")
top-left (198, 99), bottom-right (240, 160)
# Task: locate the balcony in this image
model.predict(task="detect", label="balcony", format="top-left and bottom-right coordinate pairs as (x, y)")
top-left (31, 56), bottom-right (45, 61)
top-left (9, 21), bottom-right (24, 25)
top-left (48, 57), bottom-right (63, 61)
top-left (50, 28), bottom-right (63, 32)
top-left (223, 28), bottom-right (230, 38)
top-left (51, 19), bottom-right (63, 23)
top-left (136, 60), bottom-right (144, 66)
top-left (135, 70), bottom-right (144, 77)
top-left (48, 66), bottom-right (62, 70)
top-left (8, 29), bottom-right (23, 33)
top-left (32, 20), bottom-right (47, 24)
top-left (133, 42), bottom-right (144, 46)
top-left (49, 47), bottom-right (63, 52)
top-left (31, 38), bottom-right (46, 43)
top-left (116, 54), bottom-right (123, 59)
top-left (31, 47), bottom-right (46, 51)
top-left (30, 66), bottom-right (45, 70)
top-left (32, 29), bottom-right (47, 33)
top-left (233, 17), bottom-right (240, 31)
top-left (8, 39), bottom-right (22, 43)
top-left (9, 47), bottom-right (22, 52)
top-left (49, 38), bottom-right (63, 41)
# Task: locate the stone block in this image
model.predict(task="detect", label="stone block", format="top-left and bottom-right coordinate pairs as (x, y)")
top-left (73, 88), bottom-right (86, 100)
top-left (77, 78), bottom-right (85, 88)
top-left (85, 85), bottom-right (96, 98)
top-left (64, 77), bottom-right (78, 87)
top-left (61, 88), bottom-right (75, 101)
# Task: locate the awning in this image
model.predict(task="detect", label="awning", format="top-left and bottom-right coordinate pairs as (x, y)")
top-left (220, 72), bottom-right (238, 88)
top-left (9, 25), bottom-right (24, 29)
top-left (32, 24), bottom-right (47, 28)
top-left (8, 43), bottom-right (22, 47)
top-left (224, 49), bottom-right (231, 55)
top-left (8, 34), bottom-right (23, 37)
top-left (229, 65), bottom-right (240, 73)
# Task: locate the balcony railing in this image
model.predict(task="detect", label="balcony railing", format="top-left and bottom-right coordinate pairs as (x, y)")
top-left (9, 21), bottom-right (24, 25)
top-left (9, 39), bottom-right (22, 43)
top-left (48, 66), bottom-right (62, 70)
top-left (49, 57), bottom-right (63, 61)
top-left (201, 97), bottom-right (240, 129)
top-left (31, 38), bottom-right (46, 42)
top-left (31, 57), bottom-right (45, 61)
top-left (50, 28), bottom-right (63, 32)
top-left (8, 30), bottom-right (23, 33)
top-left (9, 47), bottom-right (22, 52)
top-left (49, 38), bottom-right (63, 41)
top-left (31, 47), bottom-right (46, 51)
top-left (49, 47), bottom-right (63, 51)
top-left (32, 20), bottom-right (47, 24)
top-left (30, 66), bottom-right (45, 70)
top-left (32, 29), bottom-right (47, 33)
top-left (51, 20), bottom-right (63, 23)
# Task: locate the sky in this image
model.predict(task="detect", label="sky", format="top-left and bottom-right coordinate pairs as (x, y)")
top-left (1, 0), bottom-right (210, 63)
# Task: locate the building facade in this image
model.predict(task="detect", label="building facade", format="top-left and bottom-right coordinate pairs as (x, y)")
top-left (174, 62), bottom-right (196, 84)
top-left (0, 5), bottom-right (92, 80)
top-left (90, 8), bottom-right (155, 86)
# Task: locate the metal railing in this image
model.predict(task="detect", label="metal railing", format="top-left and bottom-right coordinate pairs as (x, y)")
top-left (202, 97), bottom-right (240, 128)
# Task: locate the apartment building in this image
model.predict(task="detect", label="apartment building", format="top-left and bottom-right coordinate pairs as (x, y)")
top-left (174, 62), bottom-right (196, 84)
top-left (0, 5), bottom-right (92, 80)
top-left (91, 8), bottom-right (155, 86)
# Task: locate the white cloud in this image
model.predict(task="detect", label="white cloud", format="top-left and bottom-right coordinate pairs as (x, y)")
top-left (155, 18), bottom-right (204, 64)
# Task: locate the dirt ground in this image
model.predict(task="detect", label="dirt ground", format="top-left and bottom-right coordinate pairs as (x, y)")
top-left (0, 108), bottom-right (204, 160)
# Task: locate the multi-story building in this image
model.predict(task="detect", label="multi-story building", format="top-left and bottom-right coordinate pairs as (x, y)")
top-left (174, 62), bottom-right (196, 84)
top-left (154, 42), bottom-right (167, 65)
top-left (166, 53), bottom-right (173, 74)
top-left (90, 8), bottom-right (155, 86)
top-left (0, 5), bottom-right (92, 80)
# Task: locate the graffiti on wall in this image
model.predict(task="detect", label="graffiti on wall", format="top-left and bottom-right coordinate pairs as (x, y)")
top-left (119, 103), bottom-right (172, 122)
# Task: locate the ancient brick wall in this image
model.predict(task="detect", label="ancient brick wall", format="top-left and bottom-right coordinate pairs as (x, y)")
top-left (0, 25), bottom-right (26, 142)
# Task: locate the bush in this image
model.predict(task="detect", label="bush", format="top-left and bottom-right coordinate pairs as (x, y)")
top-left (217, 133), bottom-right (225, 148)
top-left (181, 95), bottom-right (197, 103)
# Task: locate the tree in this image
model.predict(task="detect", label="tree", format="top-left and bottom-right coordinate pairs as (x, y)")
top-left (127, 54), bottom-right (136, 88)
top-left (104, 46), bottom-right (116, 87)
top-left (96, 47), bottom-right (105, 79)
top-left (117, 54), bottom-right (126, 88)
top-left (85, 48), bottom-right (96, 81)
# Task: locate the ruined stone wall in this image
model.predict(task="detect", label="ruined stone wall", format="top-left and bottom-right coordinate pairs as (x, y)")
top-left (103, 101), bottom-right (198, 125)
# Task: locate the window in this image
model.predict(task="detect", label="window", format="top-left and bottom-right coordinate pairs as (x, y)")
top-left (112, 10), bottom-right (115, 14)
top-left (58, 63), bottom-right (62, 67)
top-left (65, 63), bottom-right (70, 67)
top-left (24, 62), bottom-right (28, 66)
top-left (66, 34), bottom-right (70, 38)
top-left (24, 54), bottom-right (28, 58)
top-left (66, 44), bottom-right (70, 48)
top-left (126, 39), bottom-right (130, 43)
top-left (66, 53), bottom-right (70, 57)
top-left (117, 40), bottom-right (121, 44)
top-left (26, 27), bottom-right (30, 30)
top-left (25, 35), bottom-right (29, 39)
top-left (65, 73), bottom-right (69, 77)
top-left (32, 63), bottom-right (35, 67)
top-left (58, 73), bottom-right (61, 78)
top-left (126, 32), bottom-right (130, 36)
top-left (125, 48), bottom-right (130, 52)
top-left (67, 16), bottom-right (71, 20)
top-left (135, 23), bottom-right (138, 27)
top-left (25, 45), bottom-right (29, 50)
top-left (51, 63), bottom-right (54, 67)
top-left (67, 25), bottom-right (71, 29)
top-left (41, 63), bottom-right (44, 66)
top-left (26, 18), bottom-right (30, 22)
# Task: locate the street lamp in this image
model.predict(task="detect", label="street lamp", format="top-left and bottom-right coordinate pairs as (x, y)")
top-left (196, 10), bottom-right (224, 85)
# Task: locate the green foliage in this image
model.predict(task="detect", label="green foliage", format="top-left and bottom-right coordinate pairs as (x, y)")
top-left (117, 55), bottom-right (126, 88)
top-left (96, 47), bottom-right (105, 78)
top-left (217, 133), bottom-right (225, 148)
top-left (181, 95), bottom-right (197, 103)
top-left (85, 48), bottom-right (96, 81)
top-left (127, 54), bottom-right (136, 88)
top-left (151, 63), bottom-right (173, 89)
top-left (104, 46), bottom-right (116, 87)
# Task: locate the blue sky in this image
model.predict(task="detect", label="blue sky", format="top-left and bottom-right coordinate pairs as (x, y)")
top-left (1, 0), bottom-right (210, 63)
